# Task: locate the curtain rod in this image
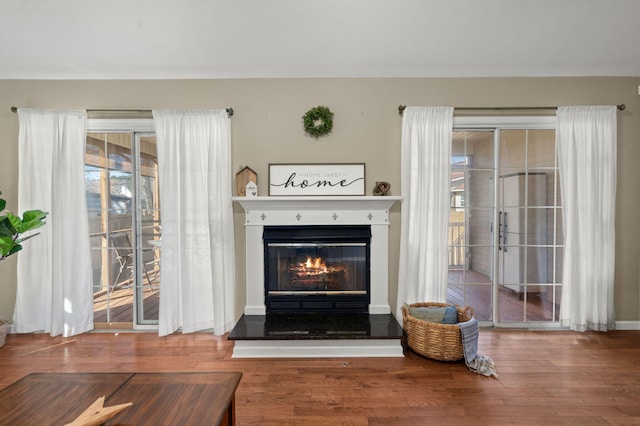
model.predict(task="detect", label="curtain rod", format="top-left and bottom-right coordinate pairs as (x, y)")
top-left (10, 106), bottom-right (234, 117)
top-left (397, 104), bottom-right (626, 116)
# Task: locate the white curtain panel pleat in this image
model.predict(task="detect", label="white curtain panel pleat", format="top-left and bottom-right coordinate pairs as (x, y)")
top-left (14, 109), bottom-right (93, 337)
top-left (397, 106), bottom-right (454, 317)
top-left (557, 106), bottom-right (617, 332)
top-left (153, 110), bottom-right (236, 336)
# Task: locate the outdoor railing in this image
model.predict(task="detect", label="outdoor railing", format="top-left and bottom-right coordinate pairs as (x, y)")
top-left (448, 211), bottom-right (465, 268)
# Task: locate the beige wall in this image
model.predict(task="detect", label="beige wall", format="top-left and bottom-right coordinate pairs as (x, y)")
top-left (1, 77), bottom-right (639, 324)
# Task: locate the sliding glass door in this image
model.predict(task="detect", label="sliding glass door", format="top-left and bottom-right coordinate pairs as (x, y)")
top-left (85, 128), bottom-right (160, 329)
top-left (447, 118), bottom-right (563, 326)
top-left (447, 130), bottom-right (495, 321)
top-left (496, 129), bottom-right (562, 323)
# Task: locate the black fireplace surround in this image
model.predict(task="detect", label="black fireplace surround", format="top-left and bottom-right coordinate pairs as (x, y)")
top-left (263, 225), bottom-right (371, 313)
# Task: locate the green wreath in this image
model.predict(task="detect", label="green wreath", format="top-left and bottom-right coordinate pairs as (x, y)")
top-left (303, 106), bottom-right (334, 138)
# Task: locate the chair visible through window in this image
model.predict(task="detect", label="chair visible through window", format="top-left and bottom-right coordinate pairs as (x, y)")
top-left (110, 232), bottom-right (159, 293)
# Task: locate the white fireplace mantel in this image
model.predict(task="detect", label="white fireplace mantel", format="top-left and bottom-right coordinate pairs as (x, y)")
top-left (232, 196), bottom-right (401, 315)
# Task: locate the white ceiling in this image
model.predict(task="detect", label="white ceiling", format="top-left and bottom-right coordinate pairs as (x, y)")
top-left (1, 0), bottom-right (639, 79)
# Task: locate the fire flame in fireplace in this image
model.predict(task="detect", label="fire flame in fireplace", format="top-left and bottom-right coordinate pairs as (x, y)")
top-left (294, 257), bottom-right (335, 276)
top-left (288, 256), bottom-right (347, 289)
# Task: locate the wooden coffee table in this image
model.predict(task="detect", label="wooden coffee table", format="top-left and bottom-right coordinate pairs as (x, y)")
top-left (0, 372), bottom-right (242, 425)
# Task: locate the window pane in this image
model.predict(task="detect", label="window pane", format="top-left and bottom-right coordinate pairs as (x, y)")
top-left (528, 129), bottom-right (556, 168)
top-left (500, 130), bottom-right (526, 170)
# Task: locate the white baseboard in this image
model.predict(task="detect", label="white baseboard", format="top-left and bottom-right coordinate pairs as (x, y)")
top-left (232, 339), bottom-right (404, 358)
top-left (243, 306), bottom-right (267, 316)
top-left (368, 304), bottom-right (391, 314)
top-left (615, 321), bottom-right (640, 330)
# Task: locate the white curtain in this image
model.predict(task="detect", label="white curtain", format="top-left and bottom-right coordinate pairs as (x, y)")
top-left (153, 110), bottom-right (236, 336)
top-left (14, 109), bottom-right (93, 337)
top-left (557, 106), bottom-right (617, 332)
top-left (397, 106), bottom-right (454, 317)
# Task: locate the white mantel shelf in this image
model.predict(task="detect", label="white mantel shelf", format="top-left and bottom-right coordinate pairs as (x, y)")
top-left (232, 196), bottom-right (401, 226)
top-left (232, 195), bottom-right (401, 207)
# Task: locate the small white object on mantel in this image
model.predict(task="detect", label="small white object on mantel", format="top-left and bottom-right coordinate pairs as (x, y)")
top-left (245, 181), bottom-right (258, 197)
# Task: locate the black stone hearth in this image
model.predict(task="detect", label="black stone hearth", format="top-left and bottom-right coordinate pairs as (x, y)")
top-left (228, 313), bottom-right (403, 341)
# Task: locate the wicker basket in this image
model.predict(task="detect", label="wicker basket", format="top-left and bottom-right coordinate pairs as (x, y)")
top-left (402, 302), bottom-right (474, 361)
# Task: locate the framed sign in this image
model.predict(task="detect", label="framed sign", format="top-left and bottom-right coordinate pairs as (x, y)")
top-left (269, 163), bottom-right (365, 196)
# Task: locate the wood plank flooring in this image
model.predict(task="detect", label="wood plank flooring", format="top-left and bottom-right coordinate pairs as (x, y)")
top-left (1, 329), bottom-right (639, 425)
top-left (448, 270), bottom-right (560, 322)
top-left (93, 287), bottom-right (159, 324)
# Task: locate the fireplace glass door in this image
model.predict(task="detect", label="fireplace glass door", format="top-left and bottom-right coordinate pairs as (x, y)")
top-left (267, 243), bottom-right (367, 294)
top-left (264, 225), bottom-right (370, 313)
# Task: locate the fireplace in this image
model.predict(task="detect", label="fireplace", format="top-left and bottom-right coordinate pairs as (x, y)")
top-left (263, 225), bottom-right (370, 313)
top-left (230, 196), bottom-right (404, 358)
top-left (232, 196), bottom-right (400, 316)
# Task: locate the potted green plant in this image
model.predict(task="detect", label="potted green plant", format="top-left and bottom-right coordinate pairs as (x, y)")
top-left (0, 190), bottom-right (48, 347)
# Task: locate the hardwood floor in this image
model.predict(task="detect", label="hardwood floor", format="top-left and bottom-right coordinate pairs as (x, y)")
top-left (448, 269), bottom-right (561, 322)
top-left (93, 286), bottom-right (159, 324)
top-left (1, 329), bottom-right (639, 425)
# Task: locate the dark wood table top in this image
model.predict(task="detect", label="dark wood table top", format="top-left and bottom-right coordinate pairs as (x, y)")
top-left (0, 372), bottom-right (242, 425)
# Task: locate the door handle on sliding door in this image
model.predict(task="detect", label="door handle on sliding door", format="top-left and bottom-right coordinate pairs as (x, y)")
top-left (502, 212), bottom-right (507, 252)
top-left (498, 211), bottom-right (502, 250)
